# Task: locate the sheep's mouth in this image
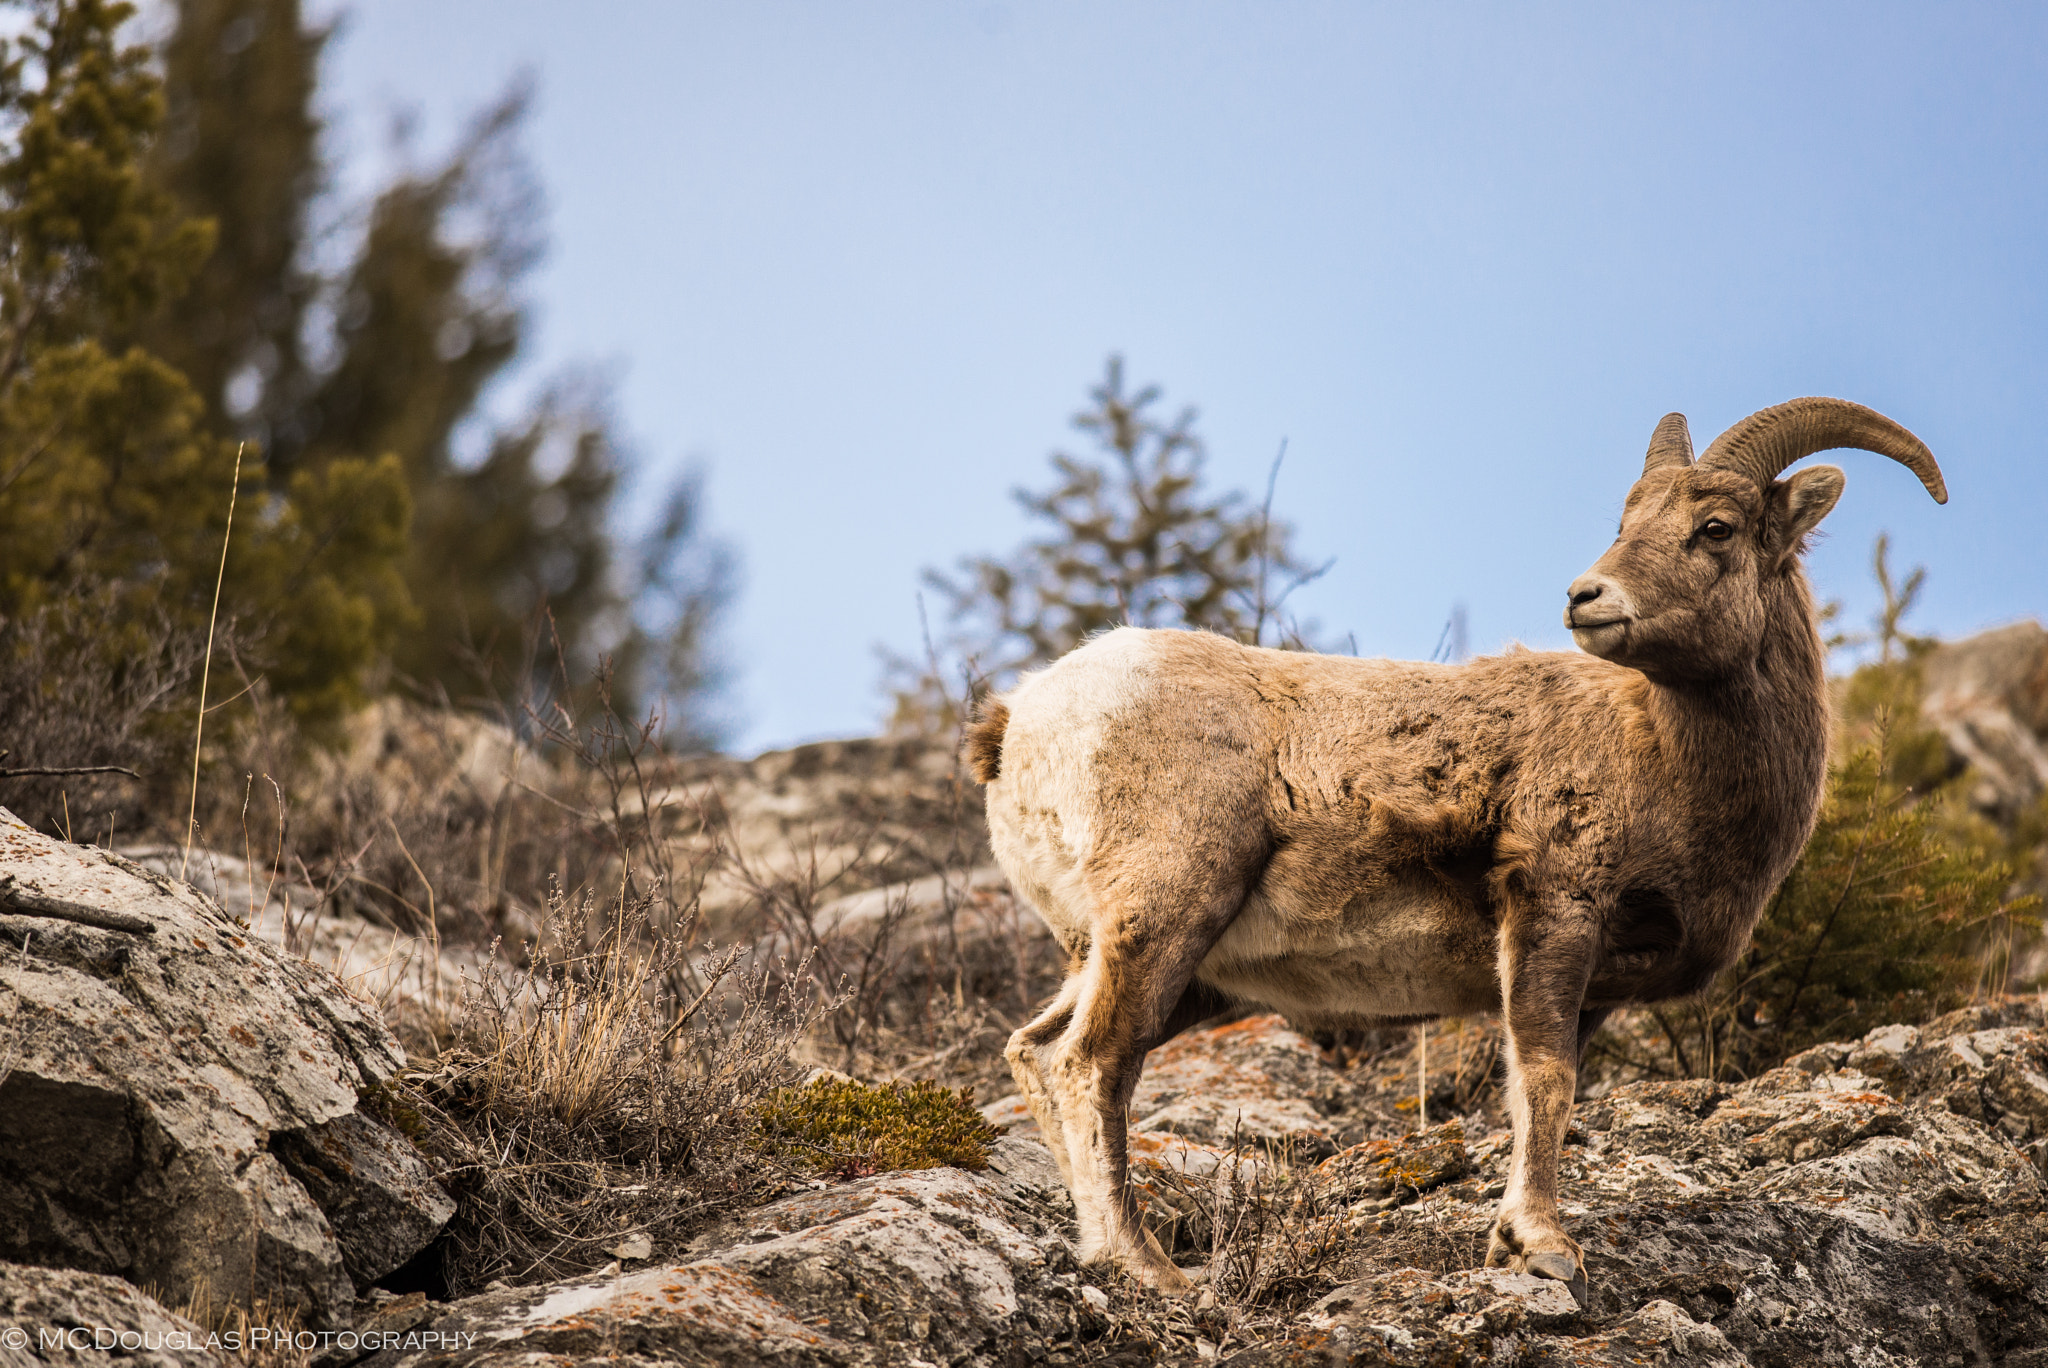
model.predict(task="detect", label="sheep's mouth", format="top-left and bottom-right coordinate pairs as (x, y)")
top-left (1564, 605), bottom-right (1630, 633)
top-left (1567, 614), bottom-right (1631, 653)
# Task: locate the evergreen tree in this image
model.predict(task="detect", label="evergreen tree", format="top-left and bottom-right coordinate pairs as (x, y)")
top-left (895, 356), bottom-right (1326, 729)
top-left (0, 0), bottom-right (410, 736)
top-left (145, 1), bottom-right (732, 733)
top-left (140, 0), bottom-right (323, 442)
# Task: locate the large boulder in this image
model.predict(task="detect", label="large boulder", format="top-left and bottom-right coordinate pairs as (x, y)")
top-left (1919, 618), bottom-right (2048, 817)
top-left (0, 811), bottom-right (451, 1325)
top-left (0, 1262), bottom-right (219, 1368)
top-left (1783, 1000), bottom-right (2048, 1177)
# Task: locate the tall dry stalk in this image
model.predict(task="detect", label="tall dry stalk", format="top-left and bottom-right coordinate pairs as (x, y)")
top-left (182, 443), bottom-right (243, 879)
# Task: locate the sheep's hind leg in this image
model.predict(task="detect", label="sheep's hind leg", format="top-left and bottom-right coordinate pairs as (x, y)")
top-left (1487, 901), bottom-right (1601, 1304)
top-left (1042, 887), bottom-right (1248, 1294)
top-left (1005, 971), bottom-right (1086, 1196)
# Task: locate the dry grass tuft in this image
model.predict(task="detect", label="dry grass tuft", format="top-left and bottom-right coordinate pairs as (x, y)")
top-left (163, 1281), bottom-right (315, 1368)
top-left (376, 882), bottom-right (820, 1296)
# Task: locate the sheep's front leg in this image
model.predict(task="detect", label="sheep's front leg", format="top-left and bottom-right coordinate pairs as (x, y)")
top-left (1488, 897), bottom-right (1600, 1300)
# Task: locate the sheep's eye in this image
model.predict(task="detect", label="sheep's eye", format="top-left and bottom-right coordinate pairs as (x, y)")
top-left (1701, 519), bottom-right (1733, 542)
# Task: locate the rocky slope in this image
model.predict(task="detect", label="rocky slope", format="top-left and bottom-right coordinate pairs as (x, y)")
top-left (7, 625), bottom-right (2048, 1366)
top-left (183, 1004), bottom-right (2043, 1368)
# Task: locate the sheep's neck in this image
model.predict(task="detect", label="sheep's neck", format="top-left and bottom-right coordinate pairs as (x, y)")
top-left (1642, 567), bottom-right (1831, 884)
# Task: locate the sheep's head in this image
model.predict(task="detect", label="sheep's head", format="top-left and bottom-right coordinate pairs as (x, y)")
top-left (1564, 399), bottom-right (1947, 682)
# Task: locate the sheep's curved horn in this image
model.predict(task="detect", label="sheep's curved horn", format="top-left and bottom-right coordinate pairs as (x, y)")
top-left (1643, 413), bottom-right (1694, 474)
top-left (1699, 397), bottom-right (1947, 504)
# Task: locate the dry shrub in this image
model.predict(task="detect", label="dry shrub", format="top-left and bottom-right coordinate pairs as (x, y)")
top-left (1086, 1120), bottom-right (1488, 1358)
top-left (376, 884), bottom-right (819, 1296)
top-left (259, 662), bottom-right (712, 959)
top-left (163, 1280), bottom-right (315, 1368)
top-left (1178, 1147), bottom-right (1351, 1312)
top-left (0, 585), bottom-right (219, 841)
top-left (739, 845), bottom-right (1064, 1096)
top-left (724, 715), bottom-right (1064, 1096)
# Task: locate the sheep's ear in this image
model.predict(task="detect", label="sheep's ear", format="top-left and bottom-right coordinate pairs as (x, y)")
top-left (1765, 464), bottom-right (1845, 568)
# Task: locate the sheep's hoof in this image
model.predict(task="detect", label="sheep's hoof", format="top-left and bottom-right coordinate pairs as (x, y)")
top-left (1523, 1250), bottom-right (1589, 1307)
top-left (1130, 1253), bottom-right (1196, 1302)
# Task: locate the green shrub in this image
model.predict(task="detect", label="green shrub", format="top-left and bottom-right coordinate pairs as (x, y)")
top-left (757, 1077), bottom-right (1000, 1179)
top-left (1617, 716), bottom-right (2039, 1081)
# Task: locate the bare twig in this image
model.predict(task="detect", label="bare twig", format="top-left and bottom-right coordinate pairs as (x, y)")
top-left (0, 764), bottom-right (141, 780)
top-left (0, 875), bottom-right (153, 935)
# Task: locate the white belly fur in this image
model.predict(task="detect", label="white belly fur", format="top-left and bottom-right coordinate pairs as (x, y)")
top-left (1196, 880), bottom-right (1503, 1026)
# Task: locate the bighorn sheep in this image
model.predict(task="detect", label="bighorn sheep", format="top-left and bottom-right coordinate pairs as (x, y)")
top-left (967, 398), bottom-right (1946, 1298)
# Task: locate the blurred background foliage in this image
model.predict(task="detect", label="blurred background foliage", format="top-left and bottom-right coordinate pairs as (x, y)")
top-left (0, 0), bottom-right (412, 752)
top-left (0, 0), bottom-right (732, 782)
top-left (145, 0), bottom-right (734, 726)
top-left (887, 355), bottom-right (1330, 732)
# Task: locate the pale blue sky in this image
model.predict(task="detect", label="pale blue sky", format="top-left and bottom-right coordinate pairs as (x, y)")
top-left (321, 3), bottom-right (2048, 755)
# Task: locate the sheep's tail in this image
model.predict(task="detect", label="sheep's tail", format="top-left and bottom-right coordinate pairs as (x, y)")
top-left (964, 699), bottom-right (1008, 784)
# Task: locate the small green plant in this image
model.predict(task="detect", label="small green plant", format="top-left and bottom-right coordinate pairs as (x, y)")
top-left (756, 1076), bottom-right (999, 1179)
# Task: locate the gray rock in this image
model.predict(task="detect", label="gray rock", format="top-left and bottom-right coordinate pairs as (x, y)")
top-left (664, 736), bottom-right (990, 931)
top-left (0, 1262), bottom-right (220, 1368)
top-left (1575, 1299), bottom-right (1749, 1368)
top-left (1129, 1014), bottom-right (1345, 1156)
top-left (0, 811), bottom-right (448, 1324)
top-left (119, 847), bottom-right (476, 1013)
top-left (1919, 619), bottom-right (2048, 817)
top-left (1287, 1061), bottom-right (2047, 1366)
top-left (353, 1137), bottom-right (1087, 1368)
top-left (271, 1112), bottom-right (457, 1287)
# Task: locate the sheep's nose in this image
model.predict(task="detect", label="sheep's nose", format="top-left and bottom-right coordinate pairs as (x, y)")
top-left (1564, 573), bottom-right (1630, 630)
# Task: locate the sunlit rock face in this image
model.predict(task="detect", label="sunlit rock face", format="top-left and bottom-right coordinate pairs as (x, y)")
top-left (347, 1138), bottom-right (1091, 1368)
top-left (0, 810), bottom-right (451, 1327)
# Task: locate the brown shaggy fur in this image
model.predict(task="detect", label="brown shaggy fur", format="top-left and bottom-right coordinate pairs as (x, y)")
top-left (964, 700), bottom-right (1008, 783)
top-left (974, 399), bottom-right (1944, 1297)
